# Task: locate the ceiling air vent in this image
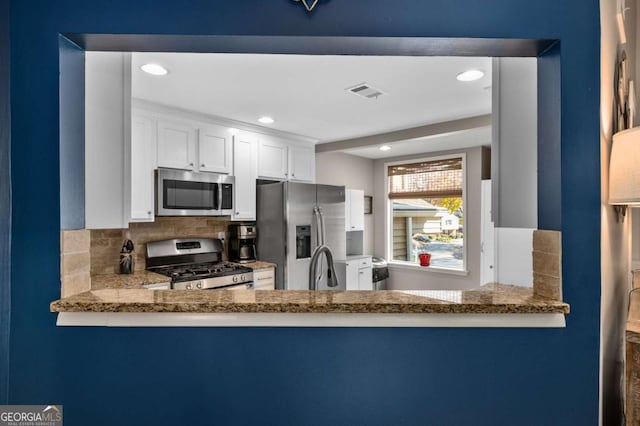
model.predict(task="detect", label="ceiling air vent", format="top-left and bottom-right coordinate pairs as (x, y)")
top-left (347, 83), bottom-right (386, 100)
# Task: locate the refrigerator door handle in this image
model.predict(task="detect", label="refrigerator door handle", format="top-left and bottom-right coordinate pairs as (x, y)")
top-left (313, 205), bottom-right (325, 284)
top-left (318, 206), bottom-right (326, 246)
top-left (318, 207), bottom-right (330, 286)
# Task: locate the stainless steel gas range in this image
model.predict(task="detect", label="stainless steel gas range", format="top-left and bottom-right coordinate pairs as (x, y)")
top-left (146, 238), bottom-right (253, 290)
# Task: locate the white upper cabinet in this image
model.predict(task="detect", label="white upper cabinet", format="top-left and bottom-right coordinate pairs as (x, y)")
top-left (198, 125), bottom-right (232, 174)
top-left (346, 189), bottom-right (365, 231)
top-left (257, 136), bottom-right (316, 182)
top-left (130, 113), bottom-right (156, 222)
top-left (258, 136), bottom-right (289, 180)
top-left (288, 145), bottom-right (315, 182)
top-left (156, 119), bottom-right (197, 171)
top-left (232, 131), bottom-right (258, 221)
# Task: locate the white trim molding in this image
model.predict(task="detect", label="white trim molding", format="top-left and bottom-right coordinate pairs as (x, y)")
top-left (56, 312), bottom-right (566, 328)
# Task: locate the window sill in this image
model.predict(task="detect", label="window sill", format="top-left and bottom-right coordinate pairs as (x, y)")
top-left (387, 261), bottom-right (469, 276)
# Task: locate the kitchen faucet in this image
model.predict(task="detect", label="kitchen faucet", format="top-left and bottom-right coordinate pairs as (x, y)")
top-left (309, 244), bottom-right (339, 290)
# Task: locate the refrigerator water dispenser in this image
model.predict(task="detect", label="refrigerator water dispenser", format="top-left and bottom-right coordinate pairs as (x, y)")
top-left (296, 226), bottom-right (311, 259)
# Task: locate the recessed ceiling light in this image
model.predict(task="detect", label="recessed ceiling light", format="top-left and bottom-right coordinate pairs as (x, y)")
top-left (140, 63), bottom-right (168, 76)
top-left (258, 116), bottom-right (275, 124)
top-left (379, 145), bottom-right (392, 151)
top-left (456, 69), bottom-right (484, 82)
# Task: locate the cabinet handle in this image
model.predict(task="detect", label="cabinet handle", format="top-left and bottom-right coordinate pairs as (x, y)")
top-left (201, 164), bottom-right (206, 167)
top-left (292, 173), bottom-right (296, 177)
top-left (359, 271), bottom-right (364, 274)
top-left (235, 212), bottom-right (240, 215)
top-left (284, 173), bottom-right (288, 177)
top-left (351, 226), bottom-right (355, 229)
top-left (189, 162), bottom-right (194, 167)
top-left (147, 211), bottom-right (152, 215)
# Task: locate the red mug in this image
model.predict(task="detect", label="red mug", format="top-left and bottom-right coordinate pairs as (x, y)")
top-left (419, 253), bottom-right (431, 267)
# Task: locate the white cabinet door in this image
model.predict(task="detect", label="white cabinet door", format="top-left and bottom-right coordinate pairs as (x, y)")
top-left (345, 261), bottom-right (359, 291)
top-left (258, 136), bottom-right (288, 180)
top-left (130, 114), bottom-right (156, 222)
top-left (157, 119), bottom-right (196, 170)
top-left (358, 266), bottom-right (373, 291)
top-left (232, 131), bottom-right (258, 221)
top-left (288, 145), bottom-right (315, 182)
top-left (345, 189), bottom-right (365, 231)
top-left (198, 125), bottom-right (232, 174)
top-left (254, 268), bottom-right (275, 290)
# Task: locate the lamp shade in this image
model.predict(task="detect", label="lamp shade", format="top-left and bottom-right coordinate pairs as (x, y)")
top-left (610, 127), bottom-right (640, 205)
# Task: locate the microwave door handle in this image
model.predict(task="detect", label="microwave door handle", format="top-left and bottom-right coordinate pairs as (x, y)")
top-left (218, 183), bottom-right (223, 212)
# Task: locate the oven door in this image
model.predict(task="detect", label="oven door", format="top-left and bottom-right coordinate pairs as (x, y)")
top-left (217, 282), bottom-right (254, 291)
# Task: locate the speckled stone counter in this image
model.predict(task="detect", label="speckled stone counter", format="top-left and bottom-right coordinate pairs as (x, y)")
top-left (89, 262), bottom-right (275, 290)
top-left (51, 283), bottom-right (569, 314)
top-left (91, 271), bottom-right (170, 290)
top-left (236, 261), bottom-right (276, 271)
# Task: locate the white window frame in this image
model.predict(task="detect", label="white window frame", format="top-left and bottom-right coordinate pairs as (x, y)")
top-left (384, 152), bottom-right (468, 275)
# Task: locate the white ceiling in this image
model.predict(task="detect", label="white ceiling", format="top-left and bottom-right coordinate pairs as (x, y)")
top-left (341, 126), bottom-right (492, 159)
top-left (132, 53), bottom-right (492, 149)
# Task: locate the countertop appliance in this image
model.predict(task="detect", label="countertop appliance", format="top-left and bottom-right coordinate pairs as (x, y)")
top-left (228, 223), bottom-right (257, 263)
top-left (156, 168), bottom-right (234, 216)
top-left (257, 182), bottom-right (346, 290)
top-left (146, 238), bottom-right (253, 290)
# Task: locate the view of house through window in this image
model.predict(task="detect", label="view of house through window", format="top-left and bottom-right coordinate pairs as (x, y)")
top-left (388, 155), bottom-right (465, 270)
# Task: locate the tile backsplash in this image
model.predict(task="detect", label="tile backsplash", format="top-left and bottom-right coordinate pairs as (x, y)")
top-left (60, 229), bottom-right (92, 296)
top-left (532, 230), bottom-right (562, 301)
top-left (90, 217), bottom-right (229, 275)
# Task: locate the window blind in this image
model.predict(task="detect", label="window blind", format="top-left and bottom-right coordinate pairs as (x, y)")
top-left (388, 157), bottom-right (463, 199)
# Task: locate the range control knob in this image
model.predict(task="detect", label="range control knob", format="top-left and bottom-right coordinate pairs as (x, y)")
top-left (241, 275), bottom-right (246, 281)
top-left (233, 276), bottom-right (238, 283)
top-left (196, 282), bottom-right (202, 289)
top-left (186, 283), bottom-right (193, 290)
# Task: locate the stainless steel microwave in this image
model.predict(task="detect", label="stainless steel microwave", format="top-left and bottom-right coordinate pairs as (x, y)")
top-left (156, 168), bottom-right (234, 217)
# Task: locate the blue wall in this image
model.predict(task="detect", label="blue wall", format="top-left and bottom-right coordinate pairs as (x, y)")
top-left (58, 36), bottom-right (85, 230)
top-left (0, 0), bottom-right (11, 406)
top-left (8, 1), bottom-right (600, 425)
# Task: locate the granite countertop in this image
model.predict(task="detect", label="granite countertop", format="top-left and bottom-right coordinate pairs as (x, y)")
top-left (239, 261), bottom-right (277, 271)
top-left (50, 283), bottom-right (569, 314)
top-left (90, 262), bottom-right (277, 290)
top-left (91, 270), bottom-right (171, 290)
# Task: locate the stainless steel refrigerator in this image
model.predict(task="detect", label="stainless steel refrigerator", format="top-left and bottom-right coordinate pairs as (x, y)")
top-left (256, 182), bottom-right (346, 290)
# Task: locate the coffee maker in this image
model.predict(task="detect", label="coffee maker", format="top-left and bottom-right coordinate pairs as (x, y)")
top-left (228, 223), bottom-right (257, 263)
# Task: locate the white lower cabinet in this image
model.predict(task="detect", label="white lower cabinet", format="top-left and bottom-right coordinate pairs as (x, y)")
top-left (253, 267), bottom-right (275, 290)
top-left (232, 132), bottom-right (258, 221)
top-left (345, 256), bottom-right (372, 290)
